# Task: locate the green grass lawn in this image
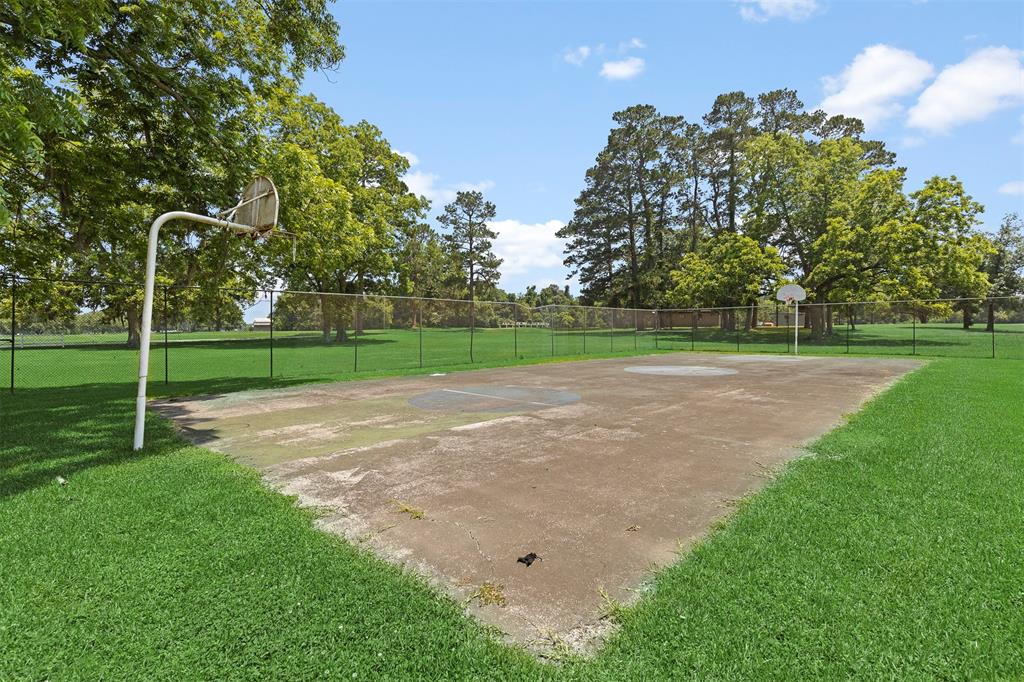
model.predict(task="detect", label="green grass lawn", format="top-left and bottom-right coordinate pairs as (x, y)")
top-left (5, 322), bottom-right (1023, 389)
top-left (2, 355), bottom-right (1022, 678)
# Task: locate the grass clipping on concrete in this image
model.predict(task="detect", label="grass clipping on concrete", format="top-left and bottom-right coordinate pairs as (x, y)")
top-left (1, 357), bottom-right (1022, 679)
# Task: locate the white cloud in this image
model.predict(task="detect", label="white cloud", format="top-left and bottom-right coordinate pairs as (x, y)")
top-left (566, 39), bottom-right (643, 66)
top-left (737, 0), bottom-right (819, 22)
top-left (489, 219), bottom-right (567, 276)
top-left (998, 180), bottom-right (1024, 196)
top-left (455, 179), bottom-right (496, 193)
top-left (600, 56), bottom-right (645, 81)
top-left (818, 44), bottom-right (934, 129)
top-left (395, 150), bottom-right (419, 166)
top-left (404, 171), bottom-right (495, 205)
top-left (907, 46), bottom-right (1024, 134)
top-left (563, 45), bottom-right (591, 66)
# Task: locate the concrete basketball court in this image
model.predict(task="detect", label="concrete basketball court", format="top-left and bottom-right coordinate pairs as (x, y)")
top-left (154, 353), bottom-right (920, 651)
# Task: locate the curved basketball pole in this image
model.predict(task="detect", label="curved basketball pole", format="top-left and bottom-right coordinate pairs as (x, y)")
top-left (132, 211), bottom-right (291, 451)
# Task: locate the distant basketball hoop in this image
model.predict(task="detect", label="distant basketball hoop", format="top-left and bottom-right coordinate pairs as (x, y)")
top-left (776, 284), bottom-right (808, 355)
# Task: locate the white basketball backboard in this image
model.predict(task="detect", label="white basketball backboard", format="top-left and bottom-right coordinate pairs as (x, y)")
top-left (776, 284), bottom-right (807, 302)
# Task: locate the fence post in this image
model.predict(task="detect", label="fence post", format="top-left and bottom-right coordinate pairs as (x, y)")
top-left (582, 307), bottom-right (587, 354)
top-left (691, 311), bottom-right (696, 351)
top-left (735, 312), bottom-right (740, 352)
top-left (633, 309), bottom-right (638, 351)
top-left (610, 309), bottom-right (614, 353)
top-left (419, 300), bottom-right (424, 368)
top-left (550, 308), bottom-right (555, 356)
top-left (987, 301), bottom-right (995, 358)
top-left (655, 310), bottom-right (660, 350)
top-left (9, 275), bottom-right (14, 393)
top-left (269, 290), bottom-right (274, 379)
top-left (846, 306), bottom-right (851, 354)
top-left (912, 313), bottom-right (916, 356)
top-left (163, 286), bottom-right (169, 384)
top-left (469, 300), bottom-right (475, 363)
top-left (513, 302), bottom-right (518, 359)
top-left (353, 296), bottom-right (360, 372)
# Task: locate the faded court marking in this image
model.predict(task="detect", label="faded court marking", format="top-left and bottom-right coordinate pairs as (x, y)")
top-left (408, 385), bottom-right (581, 412)
top-left (624, 365), bottom-right (739, 377)
top-left (719, 354), bottom-right (810, 363)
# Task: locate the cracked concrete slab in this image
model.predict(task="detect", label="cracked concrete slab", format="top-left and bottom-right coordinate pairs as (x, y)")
top-left (153, 352), bottom-right (921, 652)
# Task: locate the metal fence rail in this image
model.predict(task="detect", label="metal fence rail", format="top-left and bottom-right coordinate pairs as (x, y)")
top-left (2, 275), bottom-right (1022, 391)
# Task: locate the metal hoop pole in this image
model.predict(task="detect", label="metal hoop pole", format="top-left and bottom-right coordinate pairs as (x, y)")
top-left (134, 211), bottom-right (263, 450)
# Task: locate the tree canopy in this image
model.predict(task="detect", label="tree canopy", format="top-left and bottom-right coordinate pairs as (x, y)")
top-left (560, 89), bottom-right (1003, 337)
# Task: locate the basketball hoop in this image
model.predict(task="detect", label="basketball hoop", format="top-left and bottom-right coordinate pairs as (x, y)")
top-left (218, 176), bottom-right (279, 239)
top-left (133, 177), bottom-right (293, 451)
top-left (776, 284), bottom-right (808, 356)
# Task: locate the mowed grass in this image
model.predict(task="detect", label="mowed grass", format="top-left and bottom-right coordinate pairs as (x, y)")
top-left (6, 322), bottom-right (1023, 389)
top-left (1, 357), bottom-right (1022, 678)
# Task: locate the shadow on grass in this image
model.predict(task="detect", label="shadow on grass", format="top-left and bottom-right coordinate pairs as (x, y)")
top-left (8, 334), bottom-right (399, 353)
top-left (0, 376), bottom-right (315, 500)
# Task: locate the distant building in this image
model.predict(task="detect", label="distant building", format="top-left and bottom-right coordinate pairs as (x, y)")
top-left (251, 317), bottom-right (272, 331)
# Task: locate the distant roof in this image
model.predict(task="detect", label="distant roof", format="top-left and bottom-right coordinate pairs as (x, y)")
top-left (251, 317), bottom-right (272, 324)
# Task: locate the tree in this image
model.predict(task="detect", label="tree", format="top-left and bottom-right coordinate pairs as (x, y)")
top-left (668, 233), bottom-right (784, 329)
top-left (909, 176), bottom-right (991, 328)
top-left (981, 213), bottom-right (1023, 331)
top-left (262, 92), bottom-right (423, 342)
top-left (392, 222), bottom-right (456, 299)
top-left (438, 191), bottom-right (501, 301)
top-left (1, 0), bottom-right (345, 345)
top-left (741, 130), bottom-right (933, 337)
top-left (559, 104), bottom-right (685, 308)
top-left (703, 92), bottom-right (755, 234)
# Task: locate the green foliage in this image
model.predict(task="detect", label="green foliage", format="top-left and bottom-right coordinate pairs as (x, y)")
top-left (261, 92), bottom-right (426, 341)
top-left (563, 88), bottom-right (995, 340)
top-left (518, 283), bottom-right (577, 308)
top-left (669, 232), bottom-right (784, 308)
top-left (984, 213), bottom-right (1024, 298)
top-left (1, 0), bottom-right (346, 342)
top-left (438, 191), bottom-right (501, 300)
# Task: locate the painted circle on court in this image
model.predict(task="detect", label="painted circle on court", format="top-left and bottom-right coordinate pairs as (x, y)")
top-left (624, 365), bottom-right (738, 377)
top-left (408, 385), bottom-right (580, 412)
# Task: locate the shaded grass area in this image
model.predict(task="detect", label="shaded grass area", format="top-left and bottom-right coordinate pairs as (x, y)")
top-left (0, 383), bottom-right (544, 680)
top-left (6, 322), bottom-right (1023, 389)
top-left (2, 358), bottom-right (1022, 678)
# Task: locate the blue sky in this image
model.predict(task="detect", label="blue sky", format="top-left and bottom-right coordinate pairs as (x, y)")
top-left (302, 0), bottom-right (1024, 295)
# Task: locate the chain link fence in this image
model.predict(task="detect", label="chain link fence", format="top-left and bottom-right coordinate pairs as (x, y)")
top-left (2, 276), bottom-right (1022, 390)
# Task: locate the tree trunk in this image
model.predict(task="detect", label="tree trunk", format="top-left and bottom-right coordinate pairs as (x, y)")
top-left (126, 306), bottom-right (141, 348)
top-left (826, 305), bottom-right (833, 336)
top-left (962, 309), bottom-right (973, 329)
top-left (721, 309), bottom-right (735, 332)
top-left (808, 304), bottom-right (825, 340)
